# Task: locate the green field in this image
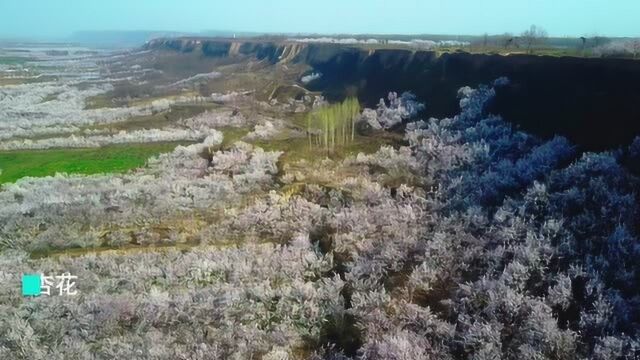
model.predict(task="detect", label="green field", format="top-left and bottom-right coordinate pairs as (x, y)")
top-left (0, 142), bottom-right (186, 184)
top-left (0, 56), bottom-right (35, 65)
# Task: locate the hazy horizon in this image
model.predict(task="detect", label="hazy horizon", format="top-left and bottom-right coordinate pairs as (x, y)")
top-left (1, 0), bottom-right (639, 41)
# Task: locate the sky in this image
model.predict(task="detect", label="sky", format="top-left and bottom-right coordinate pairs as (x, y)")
top-left (0, 0), bottom-right (638, 40)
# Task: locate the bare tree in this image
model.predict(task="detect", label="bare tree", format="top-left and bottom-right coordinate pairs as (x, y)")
top-left (579, 36), bottom-right (587, 56)
top-left (499, 32), bottom-right (515, 49)
top-left (592, 35), bottom-right (609, 48)
top-left (521, 25), bottom-right (548, 53)
top-left (632, 39), bottom-right (640, 59)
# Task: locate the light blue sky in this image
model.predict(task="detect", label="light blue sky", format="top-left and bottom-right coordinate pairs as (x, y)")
top-left (1, 0), bottom-right (638, 40)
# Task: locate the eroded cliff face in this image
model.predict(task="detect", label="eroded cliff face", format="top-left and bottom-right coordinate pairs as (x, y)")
top-left (145, 38), bottom-right (310, 63)
top-left (146, 38), bottom-right (640, 150)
